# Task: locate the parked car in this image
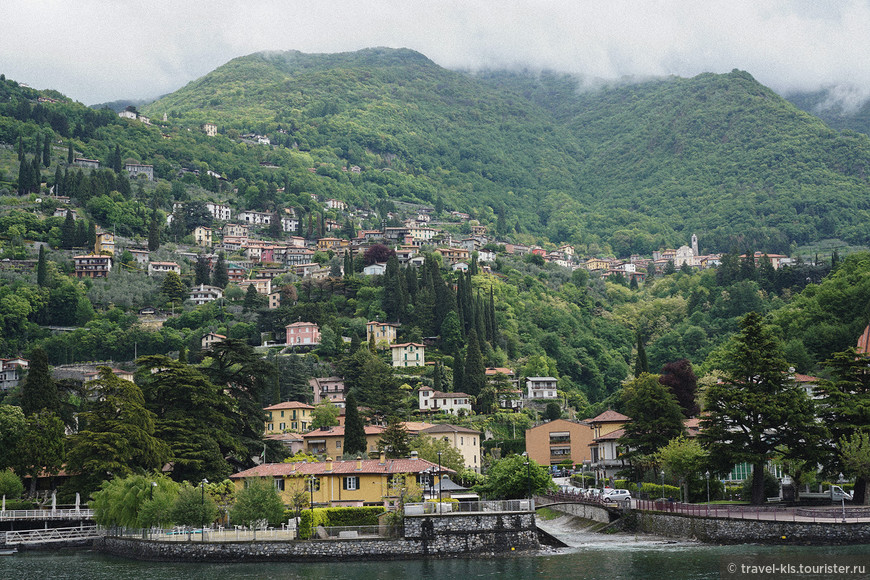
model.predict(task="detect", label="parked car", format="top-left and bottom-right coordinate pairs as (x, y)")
top-left (602, 489), bottom-right (632, 503)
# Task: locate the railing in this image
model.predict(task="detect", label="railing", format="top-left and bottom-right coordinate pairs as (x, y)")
top-left (634, 499), bottom-right (870, 523)
top-left (5, 525), bottom-right (101, 545)
top-left (106, 524), bottom-right (399, 542)
top-left (405, 499), bottom-right (535, 514)
top-left (0, 509), bottom-right (94, 521)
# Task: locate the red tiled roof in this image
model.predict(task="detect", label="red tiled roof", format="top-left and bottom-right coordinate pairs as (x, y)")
top-left (793, 373), bottom-right (820, 383)
top-left (588, 410), bottom-right (630, 423)
top-left (485, 367), bottom-right (514, 376)
top-left (391, 342), bottom-right (425, 348)
top-left (230, 457), bottom-right (452, 479)
top-left (264, 401), bottom-right (315, 411)
top-left (858, 325), bottom-right (870, 355)
top-left (301, 425), bottom-right (385, 438)
top-left (421, 424), bottom-right (481, 435)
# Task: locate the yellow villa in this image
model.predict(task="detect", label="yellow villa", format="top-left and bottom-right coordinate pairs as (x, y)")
top-left (230, 454), bottom-right (452, 507)
top-left (264, 401), bottom-right (315, 434)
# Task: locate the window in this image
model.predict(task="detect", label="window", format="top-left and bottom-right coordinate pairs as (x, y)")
top-left (336, 441), bottom-right (342, 449)
top-left (280, 411), bottom-right (285, 418)
top-left (279, 422), bottom-right (285, 431)
top-left (461, 437), bottom-right (464, 445)
top-left (274, 478), bottom-right (285, 491)
top-left (292, 422), bottom-right (297, 430)
top-left (343, 476), bottom-right (360, 491)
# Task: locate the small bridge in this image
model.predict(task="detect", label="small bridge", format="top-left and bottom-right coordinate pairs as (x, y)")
top-left (4, 525), bottom-right (102, 546)
top-left (535, 493), bottom-right (625, 518)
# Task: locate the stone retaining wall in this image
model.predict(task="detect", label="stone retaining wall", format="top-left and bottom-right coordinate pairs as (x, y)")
top-left (97, 512), bottom-right (539, 562)
top-left (628, 511), bottom-right (870, 545)
top-left (540, 502), bottom-right (614, 524)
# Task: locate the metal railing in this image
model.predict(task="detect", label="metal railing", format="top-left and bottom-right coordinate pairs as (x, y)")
top-left (405, 499), bottom-right (535, 514)
top-left (5, 525), bottom-right (101, 545)
top-left (106, 524), bottom-right (399, 542)
top-left (634, 499), bottom-right (870, 523)
top-left (0, 509), bottom-right (94, 521)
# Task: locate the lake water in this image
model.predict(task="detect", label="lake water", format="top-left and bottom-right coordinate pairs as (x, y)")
top-left (3, 516), bottom-right (870, 580)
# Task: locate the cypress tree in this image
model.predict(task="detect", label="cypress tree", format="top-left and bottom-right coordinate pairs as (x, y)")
top-left (475, 291), bottom-right (486, 341)
top-left (77, 220), bottom-right (89, 249)
top-left (343, 393), bottom-right (367, 455)
top-left (67, 141), bottom-right (73, 164)
top-left (212, 253), bottom-right (229, 288)
top-left (17, 155), bottom-right (30, 195)
top-left (194, 255), bottom-right (211, 286)
top-left (433, 362), bottom-right (442, 392)
top-left (634, 334), bottom-right (649, 378)
top-left (42, 133), bottom-right (51, 167)
top-left (463, 329), bottom-right (486, 398)
top-left (30, 153), bottom-right (41, 192)
top-left (488, 286), bottom-right (498, 345)
top-left (21, 347), bottom-right (60, 416)
top-left (36, 245), bottom-right (47, 287)
top-left (61, 211), bottom-right (75, 249)
top-left (452, 349), bottom-right (464, 393)
top-left (148, 208), bottom-right (161, 251)
top-left (53, 165), bottom-right (63, 196)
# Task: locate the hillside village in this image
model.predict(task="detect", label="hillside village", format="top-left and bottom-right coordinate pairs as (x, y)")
top-left (1, 65), bottom-right (870, 514)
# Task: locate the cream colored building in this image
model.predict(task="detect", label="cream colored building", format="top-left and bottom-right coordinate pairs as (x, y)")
top-left (391, 343), bottom-right (425, 367)
top-left (419, 424), bottom-right (482, 473)
top-left (366, 321), bottom-right (399, 347)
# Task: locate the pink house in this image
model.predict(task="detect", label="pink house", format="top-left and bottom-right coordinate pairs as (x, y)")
top-left (285, 322), bottom-right (321, 346)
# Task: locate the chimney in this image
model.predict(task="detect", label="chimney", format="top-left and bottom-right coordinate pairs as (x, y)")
top-left (379, 451), bottom-right (386, 465)
top-left (325, 456), bottom-right (333, 472)
top-left (356, 455), bottom-right (363, 471)
top-left (410, 451), bottom-right (418, 460)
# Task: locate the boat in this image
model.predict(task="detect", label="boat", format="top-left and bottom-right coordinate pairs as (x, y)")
top-left (0, 548), bottom-right (18, 555)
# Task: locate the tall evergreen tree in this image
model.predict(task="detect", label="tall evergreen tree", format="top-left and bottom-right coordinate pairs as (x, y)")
top-left (21, 347), bottom-right (60, 416)
top-left (30, 153), bottom-right (41, 192)
top-left (212, 253), bottom-right (229, 288)
top-left (109, 144), bottom-right (122, 173)
top-left (463, 329), bottom-right (486, 398)
top-left (76, 219), bottom-right (88, 249)
top-left (87, 221), bottom-right (97, 251)
top-left (701, 312), bottom-right (823, 505)
top-left (619, 373), bottom-right (685, 462)
top-left (36, 245), bottom-right (47, 287)
top-left (61, 210), bottom-right (75, 249)
top-left (53, 165), bottom-right (63, 196)
top-left (634, 334), bottom-right (649, 378)
top-left (194, 255), bottom-right (211, 286)
top-left (343, 393), bottom-right (367, 456)
top-left (42, 133), bottom-right (51, 167)
top-left (148, 208), bottom-right (161, 251)
top-left (432, 362), bottom-right (442, 392)
top-left (67, 141), bottom-right (74, 164)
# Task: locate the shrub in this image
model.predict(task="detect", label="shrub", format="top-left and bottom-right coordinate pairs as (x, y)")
top-left (298, 506), bottom-right (385, 539)
top-left (0, 469), bottom-right (24, 499)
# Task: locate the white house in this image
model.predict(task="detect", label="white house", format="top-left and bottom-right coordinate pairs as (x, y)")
top-left (363, 263), bottom-right (387, 276)
top-left (148, 261), bottom-right (180, 276)
top-left (189, 284), bottom-right (223, 306)
top-left (391, 343), bottom-right (425, 368)
top-left (418, 386), bottom-right (471, 415)
top-left (526, 377), bottom-right (559, 399)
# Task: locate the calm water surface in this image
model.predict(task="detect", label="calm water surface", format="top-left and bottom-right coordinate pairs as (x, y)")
top-left (4, 517), bottom-right (870, 580)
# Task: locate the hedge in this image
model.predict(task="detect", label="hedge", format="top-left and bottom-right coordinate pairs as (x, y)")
top-left (298, 506), bottom-right (385, 539)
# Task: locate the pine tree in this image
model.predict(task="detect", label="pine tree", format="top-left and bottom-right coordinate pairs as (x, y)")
top-left (36, 245), bottom-right (47, 287)
top-left (161, 271), bottom-right (187, 305)
top-left (21, 347), bottom-right (60, 416)
top-left (343, 393), bottom-right (367, 456)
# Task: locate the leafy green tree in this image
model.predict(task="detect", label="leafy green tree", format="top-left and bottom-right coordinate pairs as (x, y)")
top-left (170, 483), bottom-right (219, 528)
top-left (701, 312), bottom-right (822, 504)
top-left (21, 347), bottom-right (59, 416)
top-left (656, 436), bottom-right (709, 502)
top-left (15, 410), bottom-right (65, 496)
top-left (840, 432), bottom-right (870, 505)
top-left (0, 405), bottom-right (26, 471)
top-left (311, 400), bottom-right (340, 429)
top-left (544, 402), bottom-right (562, 421)
top-left (377, 417), bottom-right (411, 458)
top-left (475, 455), bottom-right (553, 499)
top-left (409, 436), bottom-right (465, 472)
top-left (90, 473), bottom-right (179, 528)
top-left (343, 393), bottom-right (367, 456)
top-left (0, 469), bottom-right (24, 500)
top-left (230, 479), bottom-right (286, 527)
top-left (65, 369), bottom-right (169, 496)
top-left (619, 373), bottom-right (684, 459)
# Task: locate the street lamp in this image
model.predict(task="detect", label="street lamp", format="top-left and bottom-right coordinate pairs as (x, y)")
top-left (308, 474), bottom-right (316, 530)
top-left (200, 478), bottom-right (208, 541)
top-left (705, 471), bottom-right (710, 505)
top-left (661, 470), bottom-right (665, 501)
top-left (150, 481), bottom-right (157, 501)
top-left (436, 451), bottom-right (443, 504)
top-left (522, 451), bottom-right (531, 500)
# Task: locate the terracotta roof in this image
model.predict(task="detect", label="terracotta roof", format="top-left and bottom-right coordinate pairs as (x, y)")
top-left (286, 321), bottom-right (318, 328)
top-left (301, 425), bottom-right (385, 438)
top-left (859, 325), bottom-right (870, 356)
top-left (421, 424), bottom-right (481, 435)
top-left (401, 421), bottom-right (438, 433)
top-left (264, 401), bottom-right (315, 411)
top-left (588, 410), bottom-right (631, 423)
top-left (593, 428), bottom-right (625, 442)
top-left (391, 342), bottom-right (425, 348)
top-left (793, 373), bottom-right (820, 383)
top-left (420, 389), bottom-right (471, 399)
top-left (265, 433), bottom-right (304, 442)
top-left (485, 367), bottom-right (514, 376)
top-left (230, 457), bottom-right (452, 479)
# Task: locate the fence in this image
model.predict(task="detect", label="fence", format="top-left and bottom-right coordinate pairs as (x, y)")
top-left (634, 499), bottom-right (869, 523)
top-left (404, 499), bottom-right (534, 515)
top-left (0, 509), bottom-right (94, 521)
top-left (105, 523), bottom-right (398, 542)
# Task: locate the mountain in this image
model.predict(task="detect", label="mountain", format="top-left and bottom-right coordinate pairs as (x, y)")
top-left (140, 49), bottom-right (870, 254)
top-left (785, 87), bottom-right (870, 136)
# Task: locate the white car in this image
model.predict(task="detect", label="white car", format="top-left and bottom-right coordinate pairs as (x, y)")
top-left (602, 489), bottom-right (632, 503)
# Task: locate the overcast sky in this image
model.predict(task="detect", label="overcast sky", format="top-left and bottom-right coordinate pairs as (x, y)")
top-left (3, 0), bottom-right (869, 108)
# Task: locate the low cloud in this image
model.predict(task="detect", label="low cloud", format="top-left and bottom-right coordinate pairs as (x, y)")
top-left (2, 1), bottom-right (869, 106)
